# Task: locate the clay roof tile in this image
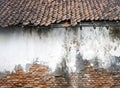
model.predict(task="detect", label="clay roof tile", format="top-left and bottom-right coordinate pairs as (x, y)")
top-left (0, 0), bottom-right (120, 27)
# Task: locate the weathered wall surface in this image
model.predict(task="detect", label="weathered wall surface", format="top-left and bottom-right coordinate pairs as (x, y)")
top-left (0, 26), bottom-right (120, 73)
top-left (0, 64), bottom-right (119, 88)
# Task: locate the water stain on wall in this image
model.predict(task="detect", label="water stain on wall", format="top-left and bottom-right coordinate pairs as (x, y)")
top-left (0, 26), bottom-right (120, 74)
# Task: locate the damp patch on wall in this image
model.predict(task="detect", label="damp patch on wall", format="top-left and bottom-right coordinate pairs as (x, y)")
top-left (0, 26), bottom-right (120, 75)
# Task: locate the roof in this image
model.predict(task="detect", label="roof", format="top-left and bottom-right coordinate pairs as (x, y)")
top-left (0, 0), bottom-right (120, 27)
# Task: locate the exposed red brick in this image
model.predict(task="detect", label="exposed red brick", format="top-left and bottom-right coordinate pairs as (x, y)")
top-left (0, 64), bottom-right (119, 88)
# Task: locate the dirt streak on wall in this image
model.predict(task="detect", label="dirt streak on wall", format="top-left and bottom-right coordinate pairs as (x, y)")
top-left (0, 26), bottom-right (120, 73)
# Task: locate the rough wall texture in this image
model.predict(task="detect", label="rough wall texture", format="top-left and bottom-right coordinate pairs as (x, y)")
top-left (0, 26), bottom-right (120, 73)
top-left (0, 64), bottom-right (55, 88)
top-left (0, 64), bottom-right (119, 88)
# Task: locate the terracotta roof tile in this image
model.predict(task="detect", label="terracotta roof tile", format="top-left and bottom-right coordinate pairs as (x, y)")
top-left (0, 0), bottom-right (120, 27)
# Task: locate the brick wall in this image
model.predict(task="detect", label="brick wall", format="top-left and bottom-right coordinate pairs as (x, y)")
top-left (0, 64), bottom-right (55, 88)
top-left (0, 64), bottom-right (119, 88)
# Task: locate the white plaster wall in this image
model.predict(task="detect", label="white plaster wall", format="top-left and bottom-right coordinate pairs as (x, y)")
top-left (0, 27), bottom-right (66, 72)
top-left (0, 26), bottom-right (120, 72)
